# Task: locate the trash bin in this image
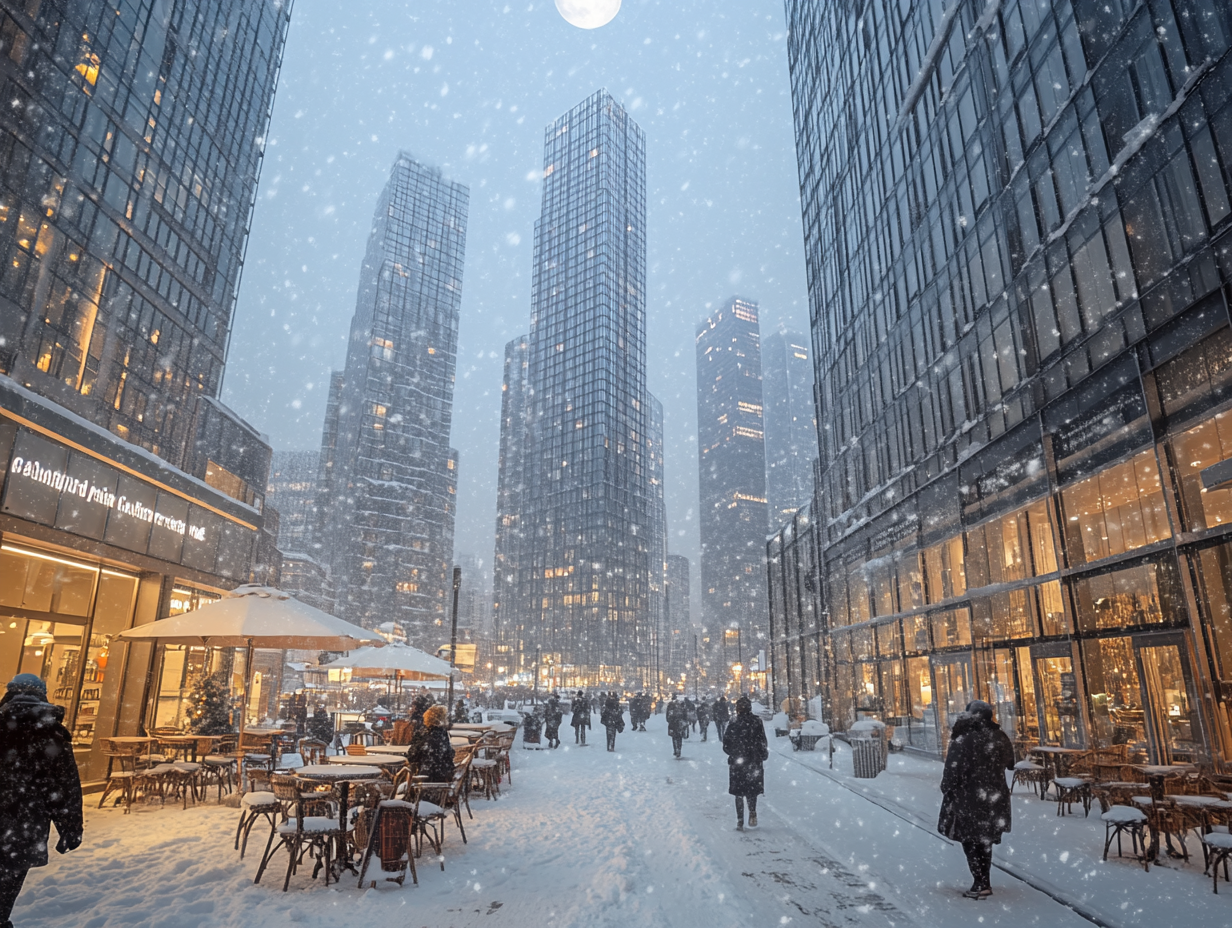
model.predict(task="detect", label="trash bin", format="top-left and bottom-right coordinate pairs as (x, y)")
top-left (851, 738), bottom-right (881, 778)
top-left (849, 719), bottom-right (887, 776)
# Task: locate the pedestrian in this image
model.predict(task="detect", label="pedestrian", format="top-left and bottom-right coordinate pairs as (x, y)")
top-left (697, 699), bottom-right (713, 742)
top-left (406, 704), bottom-right (455, 783)
top-left (713, 695), bottom-right (730, 742)
top-left (601, 692), bottom-right (624, 752)
top-left (937, 699), bottom-right (1015, 899)
top-left (570, 690), bottom-right (591, 745)
top-left (544, 693), bottom-right (563, 749)
top-left (665, 693), bottom-right (688, 758)
top-left (0, 674), bottom-right (83, 928)
top-left (685, 697), bottom-right (697, 736)
top-left (452, 698), bottom-right (468, 724)
top-left (722, 695), bottom-right (768, 830)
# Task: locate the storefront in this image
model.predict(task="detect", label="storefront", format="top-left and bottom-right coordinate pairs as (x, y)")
top-left (0, 378), bottom-right (263, 782)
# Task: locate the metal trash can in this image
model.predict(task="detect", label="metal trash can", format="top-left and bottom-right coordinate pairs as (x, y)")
top-left (851, 738), bottom-right (881, 778)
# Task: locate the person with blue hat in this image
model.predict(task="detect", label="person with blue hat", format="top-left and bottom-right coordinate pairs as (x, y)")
top-left (0, 673), bottom-right (83, 928)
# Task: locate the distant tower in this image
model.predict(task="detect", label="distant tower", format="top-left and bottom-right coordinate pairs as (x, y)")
top-left (492, 335), bottom-right (531, 659)
top-left (762, 327), bottom-right (816, 529)
top-left (647, 394), bottom-right (667, 690)
top-left (515, 90), bottom-right (650, 687)
top-left (695, 297), bottom-right (769, 675)
top-left (665, 554), bottom-right (692, 684)
top-left (315, 153), bottom-right (468, 644)
top-left (266, 451), bottom-right (319, 555)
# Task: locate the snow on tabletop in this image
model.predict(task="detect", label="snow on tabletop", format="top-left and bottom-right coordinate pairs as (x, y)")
top-left (13, 713), bottom-right (1226, 928)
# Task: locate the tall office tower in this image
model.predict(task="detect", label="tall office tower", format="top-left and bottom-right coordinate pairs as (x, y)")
top-left (518, 90), bottom-right (649, 687)
top-left (315, 154), bottom-right (468, 642)
top-left (646, 393), bottom-right (667, 689)
top-left (0, 2), bottom-right (289, 499)
top-left (781, 1), bottom-right (1232, 761)
top-left (664, 554), bottom-right (692, 685)
top-left (0, 2), bottom-right (288, 778)
top-left (696, 297), bottom-right (769, 676)
top-left (491, 334), bottom-right (530, 658)
top-left (266, 451), bottom-right (319, 554)
top-left (762, 327), bottom-right (817, 529)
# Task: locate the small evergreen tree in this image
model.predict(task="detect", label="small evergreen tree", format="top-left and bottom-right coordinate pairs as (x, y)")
top-left (306, 706), bottom-right (334, 744)
top-left (187, 673), bottom-right (234, 735)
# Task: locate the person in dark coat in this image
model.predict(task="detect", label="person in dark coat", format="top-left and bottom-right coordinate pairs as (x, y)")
top-left (665, 694), bottom-right (688, 758)
top-left (0, 674), bottom-right (83, 928)
top-left (407, 704), bottom-right (455, 784)
top-left (722, 695), bottom-right (768, 830)
top-left (570, 690), bottom-right (591, 745)
top-left (543, 694), bottom-right (563, 749)
top-left (712, 695), bottom-right (731, 742)
top-left (697, 700), bottom-right (713, 742)
top-left (600, 693), bottom-right (624, 752)
top-left (938, 700), bottom-right (1015, 899)
top-left (684, 698), bottom-right (697, 735)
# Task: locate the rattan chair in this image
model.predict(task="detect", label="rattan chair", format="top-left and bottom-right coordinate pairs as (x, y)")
top-left (253, 774), bottom-right (349, 891)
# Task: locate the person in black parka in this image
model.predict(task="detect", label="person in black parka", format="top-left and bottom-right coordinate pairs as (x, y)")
top-left (938, 699), bottom-right (1015, 899)
top-left (406, 704), bottom-right (455, 783)
top-left (697, 700), bottom-right (713, 742)
top-left (600, 693), bottom-right (624, 752)
top-left (543, 694), bottom-right (563, 749)
top-left (0, 674), bottom-right (83, 928)
top-left (722, 695), bottom-right (768, 830)
top-left (712, 695), bottom-right (731, 742)
top-left (665, 694), bottom-right (688, 757)
top-left (570, 690), bottom-right (591, 745)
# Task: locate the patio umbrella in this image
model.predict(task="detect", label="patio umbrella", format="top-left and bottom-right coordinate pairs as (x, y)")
top-left (117, 584), bottom-right (384, 743)
top-left (322, 644), bottom-right (453, 711)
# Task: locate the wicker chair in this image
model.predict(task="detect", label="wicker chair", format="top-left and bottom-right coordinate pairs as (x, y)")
top-left (1101, 805), bottom-right (1149, 871)
top-left (297, 738), bottom-right (328, 765)
top-left (98, 740), bottom-right (145, 813)
top-left (253, 774), bottom-right (349, 891)
top-left (1011, 760), bottom-right (1047, 798)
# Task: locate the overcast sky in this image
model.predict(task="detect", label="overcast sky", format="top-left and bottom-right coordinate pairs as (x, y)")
top-left (222, 0), bottom-right (809, 588)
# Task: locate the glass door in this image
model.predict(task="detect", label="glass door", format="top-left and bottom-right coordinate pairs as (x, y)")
top-left (1031, 642), bottom-right (1084, 747)
top-left (1134, 634), bottom-right (1203, 765)
top-left (931, 653), bottom-right (974, 753)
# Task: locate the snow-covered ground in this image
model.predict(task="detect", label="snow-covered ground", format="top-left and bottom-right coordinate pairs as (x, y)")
top-left (16, 713), bottom-right (1231, 928)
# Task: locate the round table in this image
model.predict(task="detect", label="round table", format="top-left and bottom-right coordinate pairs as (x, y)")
top-left (361, 744), bottom-right (410, 756)
top-left (450, 737), bottom-right (471, 748)
top-left (327, 754), bottom-right (405, 769)
top-left (156, 734), bottom-right (221, 762)
top-left (295, 764), bottom-right (383, 875)
top-left (450, 723), bottom-right (494, 731)
top-left (1131, 764), bottom-right (1197, 861)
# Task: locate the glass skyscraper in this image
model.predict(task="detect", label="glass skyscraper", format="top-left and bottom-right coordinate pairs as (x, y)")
top-left (500, 90), bottom-right (651, 687)
top-left (0, 0), bottom-right (289, 779)
top-left (696, 297), bottom-right (769, 677)
top-left (779, 0), bottom-right (1232, 766)
top-left (762, 326), bottom-right (817, 528)
top-left (315, 153), bottom-right (468, 644)
top-left (492, 333), bottom-right (530, 667)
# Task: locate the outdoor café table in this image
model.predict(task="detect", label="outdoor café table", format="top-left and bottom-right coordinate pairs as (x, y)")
top-left (1132, 763), bottom-right (1197, 861)
top-left (450, 723), bottom-right (494, 731)
top-left (361, 744), bottom-right (411, 756)
top-left (450, 737), bottom-right (471, 748)
top-left (294, 764), bottom-right (383, 875)
top-left (1029, 746), bottom-right (1086, 789)
top-left (327, 754), bottom-right (406, 772)
top-left (156, 734), bottom-right (219, 762)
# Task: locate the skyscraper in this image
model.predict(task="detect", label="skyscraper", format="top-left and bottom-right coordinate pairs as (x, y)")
top-left (664, 554), bottom-right (693, 685)
top-left (266, 451), bottom-right (319, 555)
top-left (513, 90), bottom-right (650, 687)
top-left (491, 334), bottom-right (530, 657)
top-left (696, 297), bottom-right (769, 675)
top-left (781, 0), bottom-right (1232, 764)
top-left (315, 153), bottom-right (468, 644)
top-left (646, 393), bottom-right (667, 689)
top-left (0, 0), bottom-right (289, 780)
top-left (762, 327), bottom-right (816, 529)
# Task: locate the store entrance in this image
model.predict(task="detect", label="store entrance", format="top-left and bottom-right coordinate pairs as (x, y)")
top-left (1135, 634), bottom-right (1203, 765)
top-left (1030, 642), bottom-right (1083, 747)
top-left (931, 652), bottom-right (973, 753)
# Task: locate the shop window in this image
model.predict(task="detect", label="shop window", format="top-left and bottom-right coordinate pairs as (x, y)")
top-left (903, 613), bottom-right (931, 653)
top-left (977, 647), bottom-right (1022, 741)
top-left (833, 630), bottom-right (852, 665)
top-left (1192, 542), bottom-right (1232, 682)
top-left (0, 546), bottom-right (96, 616)
top-left (876, 620), bottom-right (901, 658)
top-left (870, 556), bottom-right (896, 617)
top-left (1071, 557), bottom-right (1182, 633)
top-left (854, 661), bottom-right (880, 714)
top-left (992, 587), bottom-right (1036, 639)
top-left (879, 660), bottom-right (906, 717)
top-left (897, 551), bottom-right (926, 610)
top-left (851, 626), bottom-right (874, 662)
top-left (848, 567), bottom-right (871, 624)
top-left (931, 607), bottom-right (972, 649)
top-left (1083, 636), bottom-right (1146, 755)
top-left (902, 655), bottom-right (938, 752)
top-left (922, 536), bottom-right (966, 603)
top-left (1060, 448), bottom-right (1171, 565)
top-left (1037, 579), bottom-right (1068, 636)
top-left (833, 663), bottom-right (854, 729)
top-left (1172, 408), bottom-right (1232, 531)
top-left (1015, 645), bottom-right (1040, 741)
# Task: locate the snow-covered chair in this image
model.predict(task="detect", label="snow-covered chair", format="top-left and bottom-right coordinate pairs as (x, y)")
top-left (1011, 759), bottom-right (1047, 798)
top-left (254, 774), bottom-right (354, 891)
top-left (1101, 804), bottom-right (1148, 871)
top-left (1202, 826), bottom-right (1232, 893)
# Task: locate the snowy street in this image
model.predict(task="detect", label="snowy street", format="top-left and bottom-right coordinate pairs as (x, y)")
top-left (18, 712), bottom-right (1225, 928)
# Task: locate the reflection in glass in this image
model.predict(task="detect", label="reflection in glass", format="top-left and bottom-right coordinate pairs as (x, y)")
top-left (1071, 559), bottom-right (1179, 632)
top-left (1173, 408), bottom-right (1232, 530)
top-left (1084, 636), bottom-right (1146, 758)
top-left (1194, 542), bottom-right (1232, 681)
top-left (932, 655), bottom-right (974, 754)
top-left (1060, 448), bottom-right (1170, 565)
top-left (903, 656), bottom-right (937, 752)
top-left (1138, 644), bottom-right (1198, 765)
top-left (1034, 653), bottom-right (1081, 747)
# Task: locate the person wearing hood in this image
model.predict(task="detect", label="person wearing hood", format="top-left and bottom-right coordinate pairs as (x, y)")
top-left (0, 674), bottom-right (83, 928)
top-left (665, 693), bottom-right (688, 758)
top-left (722, 695), bottom-right (769, 830)
top-left (938, 700), bottom-right (1015, 899)
top-left (543, 694), bottom-right (563, 749)
top-left (600, 692), bottom-right (624, 752)
top-left (570, 690), bottom-right (591, 745)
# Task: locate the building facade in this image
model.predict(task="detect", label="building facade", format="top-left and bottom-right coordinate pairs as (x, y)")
top-left (509, 90), bottom-right (652, 687)
top-left (762, 326), bottom-right (817, 529)
top-left (696, 297), bottom-right (770, 679)
top-left (314, 154), bottom-right (467, 645)
top-left (0, 0), bottom-right (289, 781)
top-left (491, 334), bottom-right (530, 664)
top-left (266, 450), bottom-right (318, 556)
top-left (664, 553), bottom-right (693, 687)
top-left (646, 393), bottom-right (667, 690)
top-left (782, 0), bottom-right (1232, 768)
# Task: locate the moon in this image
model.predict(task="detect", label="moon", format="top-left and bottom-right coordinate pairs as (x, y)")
top-left (555, 0), bottom-right (621, 30)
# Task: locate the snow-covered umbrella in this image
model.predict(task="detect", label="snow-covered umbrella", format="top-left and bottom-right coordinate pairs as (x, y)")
top-left (322, 643), bottom-right (452, 680)
top-left (117, 584), bottom-right (384, 743)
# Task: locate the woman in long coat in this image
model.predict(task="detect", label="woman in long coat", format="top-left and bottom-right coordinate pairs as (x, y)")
top-left (722, 696), bottom-right (768, 830)
top-left (406, 705), bottom-right (455, 783)
top-left (600, 693), bottom-right (624, 752)
top-left (938, 700), bottom-right (1015, 898)
top-left (666, 694), bottom-right (688, 757)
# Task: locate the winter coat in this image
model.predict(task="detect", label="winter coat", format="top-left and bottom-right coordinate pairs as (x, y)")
top-left (601, 699), bottom-right (624, 733)
top-left (570, 696), bottom-right (591, 728)
top-left (722, 712), bottom-right (768, 797)
top-left (665, 700), bottom-right (688, 738)
top-left (685, 701), bottom-right (698, 724)
top-left (407, 725), bottom-right (455, 784)
top-left (544, 699), bottom-right (563, 736)
top-left (938, 712), bottom-right (1015, 844)
top-left (0, 693), bottom-right (83, 869)
top-left (712, 698), bottom-right (731, 723)
top-left (697, 702), bottom-right (712, 725)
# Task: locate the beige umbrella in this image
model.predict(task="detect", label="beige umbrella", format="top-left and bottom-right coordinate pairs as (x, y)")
top-left (322, 644), bottom-right (453, 711)
top-left (118, 584), bottom-right (384, 743)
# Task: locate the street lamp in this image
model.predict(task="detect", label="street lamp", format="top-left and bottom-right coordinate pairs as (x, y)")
top-left (732, 662), bottom-right (743, 694)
